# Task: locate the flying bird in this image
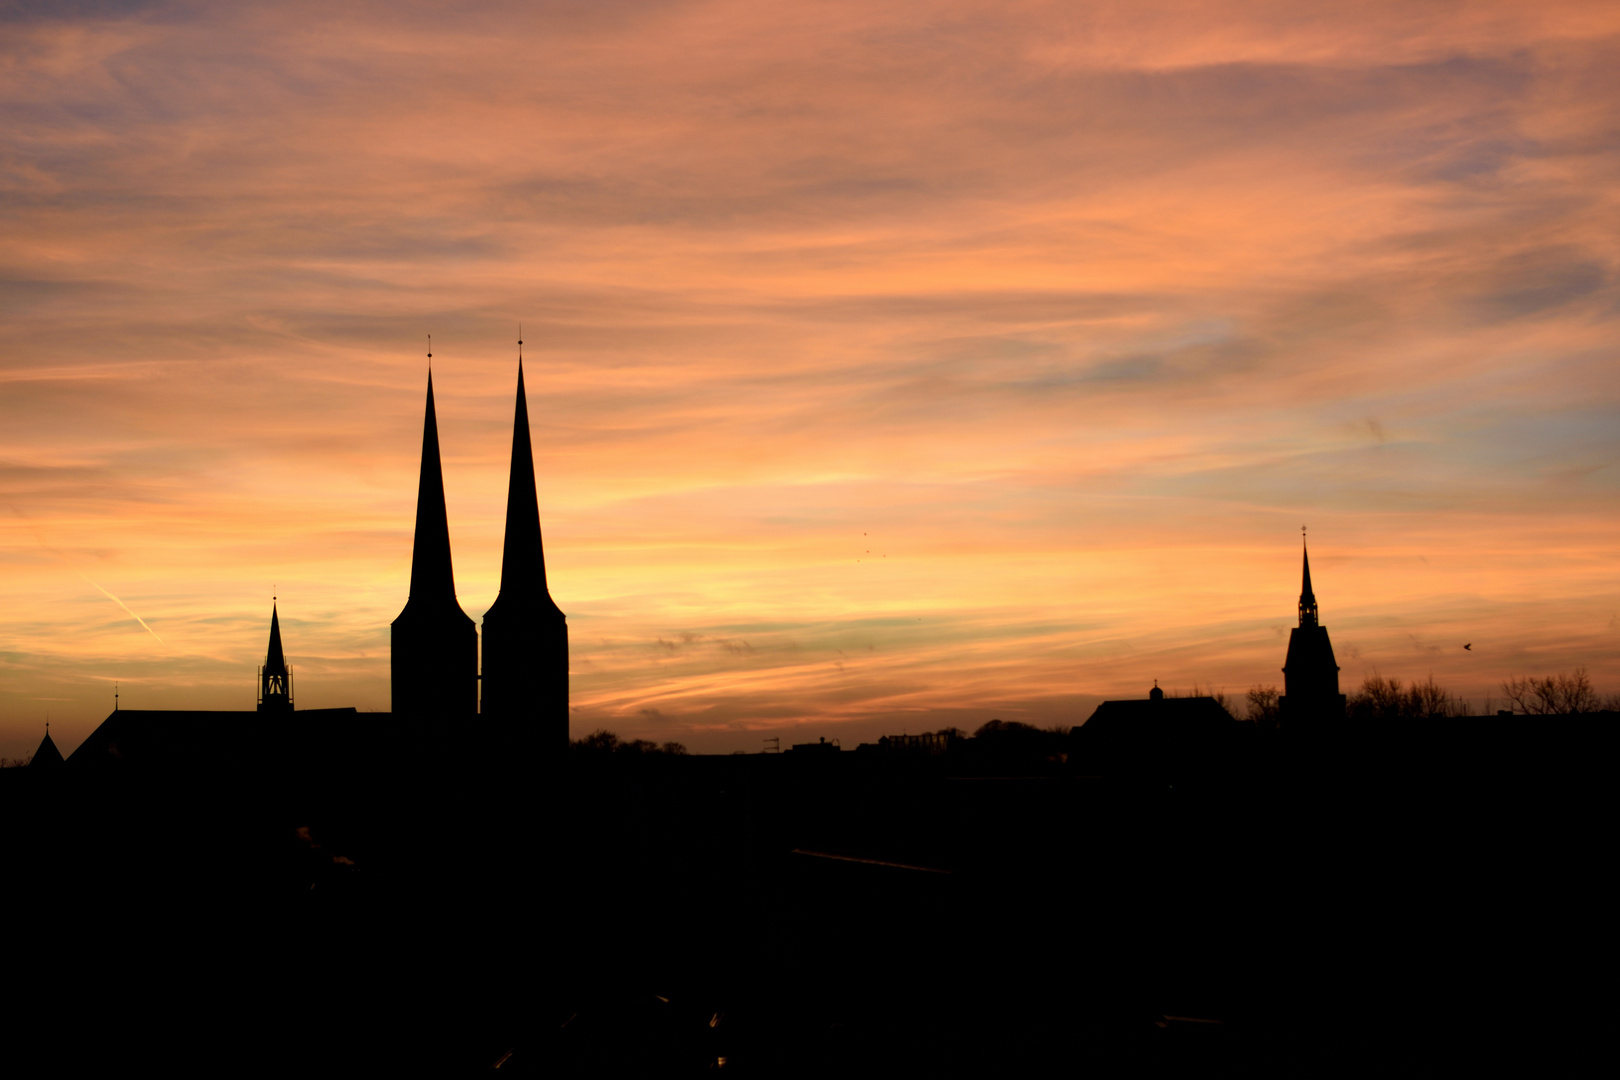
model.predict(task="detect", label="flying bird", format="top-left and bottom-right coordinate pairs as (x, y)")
top-left (1463, 643), bottom-right (1472, 651)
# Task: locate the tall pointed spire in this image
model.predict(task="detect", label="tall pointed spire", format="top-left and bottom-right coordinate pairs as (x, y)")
top-left (409, 372), bottom-right (458, 603)
top-left (481, 332), bottom-right (568, 745)
top-left (392, 361), bottom-right (479, 721)
top-left (495, 359), bottom-right (558, 607)
top-left (1298, 532), bottom-right (1319, 627)
top-left (259, 600), bottom-right (292, 712)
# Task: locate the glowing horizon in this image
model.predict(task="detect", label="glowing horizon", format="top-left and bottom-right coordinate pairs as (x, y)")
top-left (2, 2), bottom-right (1617, 757)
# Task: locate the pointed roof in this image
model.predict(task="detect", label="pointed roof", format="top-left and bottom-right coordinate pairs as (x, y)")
top-left (1299, 539), bottom-right (1319, 627)
top-left (32, 726), bottom-right (64, 769)
top-left (265, 601), bottom-right (287, 673)
top-left (408, 371), bottom-right (459, 602)
top-left (495, 358), bottom-right (561, 611)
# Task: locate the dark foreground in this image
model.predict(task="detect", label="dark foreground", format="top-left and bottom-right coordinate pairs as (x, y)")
top-left (6, 724), bottom-right (1591, 1073)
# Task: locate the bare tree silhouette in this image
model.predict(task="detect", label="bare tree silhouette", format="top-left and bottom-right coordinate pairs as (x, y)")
top-left (1346, 674), bottom-right (1466, 721)
top-left (570, 730), bottom-right (689, 755)
top-left (1499, 668), bottom-right (1612, 714)
top-left (1246, 685), bottom-right (1281, 729)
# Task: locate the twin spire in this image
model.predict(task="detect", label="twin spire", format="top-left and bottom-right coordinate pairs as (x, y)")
top-left (263, 334), bottom-right (565, 727)
top-left (392, 332), bottom-right (567, 725)
top-left (408, 336), bottom-right (552, 609)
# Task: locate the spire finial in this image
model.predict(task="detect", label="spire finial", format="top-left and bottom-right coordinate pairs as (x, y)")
top-left (114, 681), bottom-right (119, 711)
top-left (427, 334), bottom-right (432, 368)
top-left (1298, 531), bottom-right (1319, 627)
top-left (518, 323), bottom-right (523, 365)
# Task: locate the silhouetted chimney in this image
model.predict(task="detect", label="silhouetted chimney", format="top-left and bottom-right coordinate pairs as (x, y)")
top-left (258, 601), bottom-right (293, 713)
top-left (391, 370), bottom-right (478, 720)
top-left (481, 355), bottom-right (569, 749)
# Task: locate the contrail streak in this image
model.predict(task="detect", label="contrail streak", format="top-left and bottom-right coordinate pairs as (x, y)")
top-left (81, 575), bottom-right (166, 646)
top-left (6, 504), bottom-right (169, 648)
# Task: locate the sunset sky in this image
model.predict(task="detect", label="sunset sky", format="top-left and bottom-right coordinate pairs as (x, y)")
top-left (3, 1), bottom-right (1617, 757)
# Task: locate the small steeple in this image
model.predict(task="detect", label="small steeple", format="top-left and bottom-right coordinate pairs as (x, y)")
top-left (32, 722), bottom-right (65, 770)
top-left (1299, 528), bottom-right (1319, 627)
top-left (1280, 528), bottom-right (1344, 725)
top-left (266, 601), bottom-right (286, 671)
top-left (259, 600), bottom-right (293, 712)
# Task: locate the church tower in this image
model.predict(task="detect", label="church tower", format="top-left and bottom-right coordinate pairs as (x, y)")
top-left (480, 345), bottom-right (568, 749)
top-left (1278, 535), bottom-right (1346, 726)
top-left (391, 369), bottom-right (478, 720)
top-left (258, 601), bottom-right (293, 712)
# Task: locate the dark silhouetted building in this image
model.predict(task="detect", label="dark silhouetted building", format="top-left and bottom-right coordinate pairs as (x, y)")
top-left (1278, 539), bottom-right (1346, 726)
top-left (31, 724), bottom-right (64, 770)
top-left (67, 707), bottom-right (369, 773)
top-left (871, 731), bottom-right (959, 756)
top-left (480, 358), bottom-right (568, 748)
top-left (1073, 683), bottom-right (1245, 774)
top-left (391, 372), bottom-right (478, 721)
top-left (69, 606), bottom-right (378, 770)
top-left (258, 601), bottom-right (293, 713)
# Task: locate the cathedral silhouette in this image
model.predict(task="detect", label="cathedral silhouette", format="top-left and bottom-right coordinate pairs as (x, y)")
top-left (50, 346), bottom-right (1339, 770)
top-left (63, 348), bottom-right (568, 767)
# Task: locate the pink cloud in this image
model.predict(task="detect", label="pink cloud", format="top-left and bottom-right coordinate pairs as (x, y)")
top-left (1, 2), bottom-right (1617, 755)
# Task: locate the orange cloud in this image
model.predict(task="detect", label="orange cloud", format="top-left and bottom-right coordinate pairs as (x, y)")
top-left (1, 2), bottom-right (1616, 755)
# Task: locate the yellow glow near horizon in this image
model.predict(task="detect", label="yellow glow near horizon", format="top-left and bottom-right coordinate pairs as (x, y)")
top-left (2, 2), bottom-right (1617, 756)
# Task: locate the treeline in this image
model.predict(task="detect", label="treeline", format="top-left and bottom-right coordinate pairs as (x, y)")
top-left (1245, 666), bottom-right (1617, 726)
top-left (572, 668), bottom-right (1615, 760)
top-left (1498, 669), bottom-right (1615, 715)
top-left (570, 730), bottom-right (689, 756)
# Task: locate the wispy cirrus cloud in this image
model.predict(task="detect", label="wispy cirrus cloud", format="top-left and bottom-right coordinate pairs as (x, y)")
top-left (1, 1), bottom-right (1617, 754)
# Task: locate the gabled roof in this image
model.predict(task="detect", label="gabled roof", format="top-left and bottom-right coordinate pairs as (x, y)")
top-left (1073, 694), bottom-right (1248, 774)
top-left (1078, 695), bottom-right (1239, 735)
top-left (66, 707), bottom-right (375, 774)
